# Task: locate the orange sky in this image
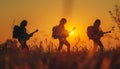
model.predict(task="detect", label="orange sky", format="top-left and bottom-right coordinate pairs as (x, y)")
top-left (0, 0), bottom-right (120, 48)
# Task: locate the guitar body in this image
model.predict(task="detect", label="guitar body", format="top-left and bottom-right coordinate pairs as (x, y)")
top-left (89, 31), bottom-right (110, 40)
top-left (61, 30), bottom-right (69, 38)
top-left (52, 26), bottom-right (75, 39)
top-left (24, 29), bottom-right (39, 41)
top-left (87, 26), bottom-right (111, 40)
top-left (60, 27), bottom-right (75, 38)
top-left (96, 31), bottom-right (111, 39)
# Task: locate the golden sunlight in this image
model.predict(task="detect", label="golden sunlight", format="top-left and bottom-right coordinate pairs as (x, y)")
top-left (69, 30), bottom-right (74, 35)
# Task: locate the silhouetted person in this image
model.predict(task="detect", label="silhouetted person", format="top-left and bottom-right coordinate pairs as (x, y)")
top-left (18, 20), bottom-right (29, 49)
top-left (52, 18), bottom-right (70, 53)
top-left (87, 19), bottom-right (104, 52)
top-left (13, 20), bottom-right (38, 50)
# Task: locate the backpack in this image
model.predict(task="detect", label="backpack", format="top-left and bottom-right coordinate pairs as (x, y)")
top-left (13, 25), bottom-right (21, 38)
top-left (87, 26), bottom-right (94, 39)
top-left (52, 26), bottom-right (60, 39)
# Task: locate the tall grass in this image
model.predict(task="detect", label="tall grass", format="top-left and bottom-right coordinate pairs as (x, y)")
top-left (0, 39), bottom-right (120, 69)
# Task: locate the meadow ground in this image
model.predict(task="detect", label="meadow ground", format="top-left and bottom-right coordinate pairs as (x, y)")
top-left (0, 39), bottom-right (120, 69)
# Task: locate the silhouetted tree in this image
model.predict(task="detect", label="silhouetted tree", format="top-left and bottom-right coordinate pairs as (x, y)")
top-left (109, 5), bottom-right (120, 30)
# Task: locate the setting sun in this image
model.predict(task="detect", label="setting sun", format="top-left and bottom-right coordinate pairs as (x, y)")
top-left (69, 30), bottom-right (74, 35)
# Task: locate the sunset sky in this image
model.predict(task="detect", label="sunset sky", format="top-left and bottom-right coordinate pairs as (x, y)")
top-left (0, 0), bottom-right (119, 45)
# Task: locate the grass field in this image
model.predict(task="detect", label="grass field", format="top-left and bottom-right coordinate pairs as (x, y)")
top-left (0, 39), bottom-right (120, 69)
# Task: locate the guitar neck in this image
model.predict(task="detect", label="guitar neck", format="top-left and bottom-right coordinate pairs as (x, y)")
top-left (30, 31), bottom-right (37, 35)
top-left (30, 29), bottom-right (38, 35)
top-left (103, 31), bottom-right (111, 34)
top-left (69, 27), bottom-right (76, 33)
top-left (31, 31), bottom-right (36, 34)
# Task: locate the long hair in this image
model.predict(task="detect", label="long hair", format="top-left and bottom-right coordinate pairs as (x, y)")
top-left (94, 19), bottom-right (101, 26)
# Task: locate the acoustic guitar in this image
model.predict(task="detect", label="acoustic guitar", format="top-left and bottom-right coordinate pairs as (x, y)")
top-left (25, 29), bottom-right (39, 40)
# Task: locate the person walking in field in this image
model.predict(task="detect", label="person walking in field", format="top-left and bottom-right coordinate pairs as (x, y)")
top-left (13, 20), bottom-right (38, 51)
top-left (87, 19), bottom-right (111, 52)
top-left (52, 18), bottom-right (70, 53)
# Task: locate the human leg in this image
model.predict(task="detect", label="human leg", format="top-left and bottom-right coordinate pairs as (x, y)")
top-left (57, 40), bottom-right (64, 52)
top-left (64, 40), bottom-right (70, 53)
top-left (97, 40), bottom-right (104, 51)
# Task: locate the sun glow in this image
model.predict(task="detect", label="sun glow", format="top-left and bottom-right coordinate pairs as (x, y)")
top-left (69, 30), bottom-right (74, 35)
